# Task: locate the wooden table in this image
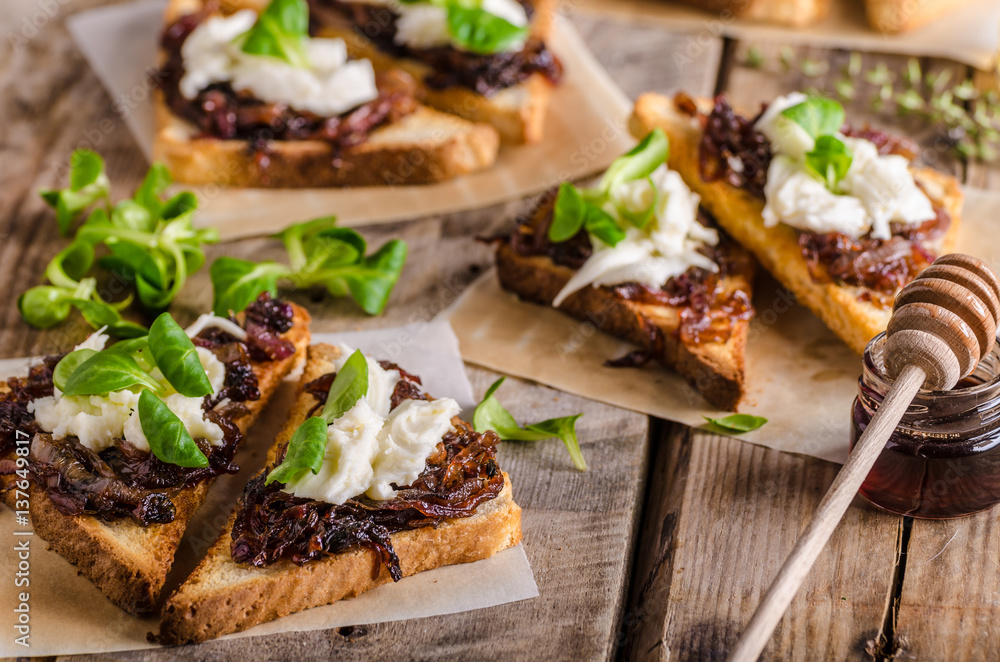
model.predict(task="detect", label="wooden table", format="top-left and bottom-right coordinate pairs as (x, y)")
top-left (2, 1), bottom-right (999, 659)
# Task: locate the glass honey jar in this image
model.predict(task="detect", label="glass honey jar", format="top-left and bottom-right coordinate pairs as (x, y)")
top-left (851, 332), bottom-right (1000, 519)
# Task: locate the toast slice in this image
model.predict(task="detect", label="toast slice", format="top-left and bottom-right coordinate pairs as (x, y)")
top-left (155, 0), bottom-right (500, 187)
top-left (630, 93), bottom-right (963, 354)
top-left (224, 0), bottom-right (559, 144)
top-left (864, 0), bottom-right (977, 33)
top-left (159, 343), bottom-right (522, 644)
top-left (1, 303), bottom-right (311, 614)
top-left (674, 0), bottom-right (832, 27)
top-left (495, 196), bottom-right (756, 411)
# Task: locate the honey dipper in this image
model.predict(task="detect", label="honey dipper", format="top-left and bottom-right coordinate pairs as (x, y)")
top-left (728, 254), bottom-right (1000, 662)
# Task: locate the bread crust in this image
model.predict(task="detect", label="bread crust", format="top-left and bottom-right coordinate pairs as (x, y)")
top-left (19, 305), bottom-right (311, 614)
top-left (222, 0), bottom-right (557, 144)
top-left (159, 343), bottom-right (523, 644)
top-left (674, 0), bottom-right (832, 26)
top-left (155, 0), bottom-right (500, 187)
top-left (629, 93), bottom-right (963, 354)
top-left (864, 0), bottom-right (976, 33)
top-left (495, 242), bottom-right (753, 411)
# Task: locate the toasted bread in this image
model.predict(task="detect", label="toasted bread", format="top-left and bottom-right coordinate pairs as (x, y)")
top-left (674, 0), bottom-right (832, 27)
top-left (155, 0), bottom-right (500, 187)
top-left (630, 93), bottom-right (963, 354)
top-left (495, 227), bottom-right (755, 411)
top-left (5, 306), bottom-right (311, 615)
top-left (223, 0), bottom-right (558, 144)
top-left (864, 0), bottom-right (976, 33)
top-left (159, 343), bottom-right (522, 644)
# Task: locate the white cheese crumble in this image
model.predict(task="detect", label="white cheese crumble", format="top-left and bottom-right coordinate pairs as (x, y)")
top-left (74, 327), bottom-right (109, 352)
top-left (552, 164), bottom-right (719, 307)
top-left (28, 347), bottom-right (227, 454)
top-left (179, 10), bottom-right (378, 117)
top-left (343, 0), bottom-right (528, 52)
top-left (756, 93), bottom-right (935, 240)
top-left (285, 345), bottom-right (460, 504)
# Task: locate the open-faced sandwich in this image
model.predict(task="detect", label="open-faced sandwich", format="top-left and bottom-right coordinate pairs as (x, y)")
top-left (864, 0), bottom-right (976, 33)
top-left (630, 92), bottom-right (962, 354)
top-left (158, 343), bottom-right (521, 643)
top-left (155, 0), bottom-right (500, 187)
top-left (672, 0), bottom-right (832, 27)
top-left (224, 0), bottom-right (562, 143)
top-left (0, 295), bottom-right (310, 614)
top-left (493, 129), bottom-right (756, 411)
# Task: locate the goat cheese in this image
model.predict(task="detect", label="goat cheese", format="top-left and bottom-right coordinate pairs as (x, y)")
top-left (179, 10), bottom-right (378, 117)
top-left (552, 165), bottom-right (719, 306)
top-left (757, 93), bottom-right (935, 240)
top-left (28, 347), bottom-right (226, 454)
top-left (285, 345), bottom-right (461, 504)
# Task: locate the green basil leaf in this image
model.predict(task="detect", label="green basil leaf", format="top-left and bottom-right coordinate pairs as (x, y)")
top-left (148, 313), bottom-right (213, 397)
top-left (101, 242), bottom-right (169, 288)
top-left (69, 149), bottom-right (105, 191)
top-left (160, 191), bottom-right (198, 221)
top-left (321, 350), bottom-right (369, 423)
top-left (616, 176), bottom-right (660, 231)
top-left (446, 5), bottom-right (528, 55)
top-left (45, 240), bottom-right (95, 288)
top-left (134, 162), bottom-right (172, 217)
top-left (473, 377), bottom-right (587, 470)
top-left (138, 390), bottom-right (209, 468)
top-left (53, 349), bottom-right (98, 392)
top-left (210, 256), bottom-right (291, 316)
top-left (703, 414), bottom-right (768, 433)
top-left (135, 273), bottom-right (174, 312)
top-left (18, 286), bottom-right (73, 328)
top-left (241, 0), bottom-right (310, 67)
top-left (265, 416), bottom-right (328, 485)
top-left (525, 415), bottom-right (587, 471)
top-left (584, 203), bottom-right (626, 247)
top-left (337, 239), bottom-right (408, 315)
top-left (598, 128), bottom-right (669, 193)
top-left (780, 96), bottom-right (846, 140)
top-left (107, 336), bottom-right (154, 372)
top-left (548, 182), bottom-right (587, 243)
top-left (69, 298), bottom-right (148, 338)
top-left (110, 199), bottom-right (155, 233)
top-left (805, 135), bottom-right (853, 190)
top-left (274, 216), bottom-right (344, 271)
top-left (40, 150), bottom-right (110, 235)
top-left (61, 350), bottom-right (163, 396)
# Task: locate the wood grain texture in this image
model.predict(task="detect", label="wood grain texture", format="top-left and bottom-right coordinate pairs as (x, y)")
top-left (625, 426), bottom-right (900, 661)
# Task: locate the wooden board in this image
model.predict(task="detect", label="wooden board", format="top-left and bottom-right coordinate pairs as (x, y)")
top-left (1, 1), bottom-right (999, 660)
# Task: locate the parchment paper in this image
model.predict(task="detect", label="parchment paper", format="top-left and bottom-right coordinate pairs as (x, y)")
top-left (572, 0), bottom-right (1000, 70)
top-left (0, 321), bottom-right (537, 658)
top-left (66, 0), bottom-right (634, 240)
top-left (445, 188), bottom-right (1000, 465)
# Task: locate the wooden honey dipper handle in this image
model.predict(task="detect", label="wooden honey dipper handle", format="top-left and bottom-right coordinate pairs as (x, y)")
top-left (728, 254), bottom-right (1000, 662)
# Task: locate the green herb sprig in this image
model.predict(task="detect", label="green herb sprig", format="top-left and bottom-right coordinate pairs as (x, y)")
top-left (21, 151), bottom-right (218, 336)
top-left (547, 129), bottom-right (669, 249)
top-left (473, 377), bottom-right (587, 471)
top-left (51, 312), bottom-right (222, 468)
top-left (210, 217), bottom-right (406, 317)
top-left (704, 414), bottom-right (768, 433)
top-left (777, 96), bottom-right (854, 191)
top-left (398, 0), bottom-right (529, 54)
top-left (240, 0), bottom-right (310, 67)
top-left (266, 349), bottom-right (370, 485)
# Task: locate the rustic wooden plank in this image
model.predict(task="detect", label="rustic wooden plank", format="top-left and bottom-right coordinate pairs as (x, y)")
top-left (625, 425), bottom-right (901, 661)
